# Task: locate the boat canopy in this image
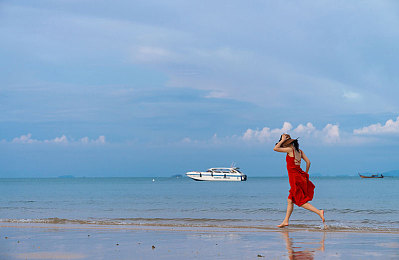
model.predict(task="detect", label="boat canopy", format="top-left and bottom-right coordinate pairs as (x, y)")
top-left (208, 168), bottom-right (241, 173)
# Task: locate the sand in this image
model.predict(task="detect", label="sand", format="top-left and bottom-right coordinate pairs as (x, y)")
top-left (1, 223), bottom-right (398, 259)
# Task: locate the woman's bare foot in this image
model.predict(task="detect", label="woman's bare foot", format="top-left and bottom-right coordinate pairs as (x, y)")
top-left (277, 222), bottom-right (289, 228)
top-left (319, 210), bottom-right (325, 222)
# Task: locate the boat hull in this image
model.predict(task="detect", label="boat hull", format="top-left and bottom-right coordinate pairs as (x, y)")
top-left (358, 173), bottom-right (384, 178)
top-left (186, 172), bottom-right (247, 181)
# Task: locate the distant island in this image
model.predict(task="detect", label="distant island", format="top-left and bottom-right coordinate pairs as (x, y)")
top-left (58, 175), bottom-right (75, 178)
top-left (382, 170), bottom-right (399, 177)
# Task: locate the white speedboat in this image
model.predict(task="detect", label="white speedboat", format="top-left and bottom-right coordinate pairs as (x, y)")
top-left (186, 167), bottom-right (247, 181)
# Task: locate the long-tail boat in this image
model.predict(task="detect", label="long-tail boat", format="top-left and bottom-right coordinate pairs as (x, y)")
top-left (358, 173), bottom-right (384, 178)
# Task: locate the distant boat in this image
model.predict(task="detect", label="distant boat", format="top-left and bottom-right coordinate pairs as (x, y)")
top-left (358, 173), bottom-right (384, 178)
top-left (186, 167), bottom-right (247, 181)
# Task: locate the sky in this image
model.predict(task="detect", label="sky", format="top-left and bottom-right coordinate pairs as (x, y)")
top-left (1, 0), bottom-right (399, 177)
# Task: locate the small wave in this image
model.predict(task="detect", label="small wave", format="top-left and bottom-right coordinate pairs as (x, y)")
top-left (0, 217), bottom-right (249, 226)
top-left (175, 208), bottom-right (286, 214)
top-left (0, 218), bottom-right (98, 225)
top-left (328, 208), bottom-right (398, 215)
top-left (114, 217), bottom-right (249, 223)
top-left (1, 218), bottom-right (398, 233)
top-left (321, 223), bottom-right (394, 232)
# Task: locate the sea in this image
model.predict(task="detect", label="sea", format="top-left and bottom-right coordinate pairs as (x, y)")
top-left (1, 176), bottom-right (398, 232)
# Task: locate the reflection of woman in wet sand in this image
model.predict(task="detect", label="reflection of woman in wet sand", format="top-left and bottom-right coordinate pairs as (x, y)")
top-left (282, 230), bottom-right (325, 260)
top-left (274, 134), bottom-right (325, 228)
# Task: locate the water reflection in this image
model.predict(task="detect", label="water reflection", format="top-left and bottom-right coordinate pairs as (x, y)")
top-left (281, 230), bottom-right (325, 260)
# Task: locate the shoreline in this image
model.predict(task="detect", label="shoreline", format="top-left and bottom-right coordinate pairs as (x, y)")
top-left (1, 223), bottom-right (399, 259)
top-left (1, 222), bottom-right (399, 234)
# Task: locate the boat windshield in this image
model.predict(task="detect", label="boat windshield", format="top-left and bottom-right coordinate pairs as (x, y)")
top-left (211, 168), bottom-right (231, 173)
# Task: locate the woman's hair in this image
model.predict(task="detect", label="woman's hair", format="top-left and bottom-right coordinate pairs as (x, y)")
top-left (292, 139), bottom-right (299, 152)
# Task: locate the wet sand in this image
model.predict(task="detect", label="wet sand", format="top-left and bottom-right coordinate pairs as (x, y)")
top-left (1, 223), bottom-right (398, 259)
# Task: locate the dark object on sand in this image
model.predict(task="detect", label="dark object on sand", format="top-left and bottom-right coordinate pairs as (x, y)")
top-left (358, 173), bottom-right (384, 178)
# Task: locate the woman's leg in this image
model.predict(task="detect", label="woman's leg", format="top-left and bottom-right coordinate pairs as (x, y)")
top-left (278, 199), bottom-right (294, 227)
top-left (300, 203), bottom-right (325, 222)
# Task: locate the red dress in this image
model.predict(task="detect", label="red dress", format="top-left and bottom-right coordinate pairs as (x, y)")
top-left (286, 148), bottom-right (315, 206)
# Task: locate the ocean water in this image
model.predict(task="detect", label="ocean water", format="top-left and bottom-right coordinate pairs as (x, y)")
top-left (1, 177), bottom-right (398, 232)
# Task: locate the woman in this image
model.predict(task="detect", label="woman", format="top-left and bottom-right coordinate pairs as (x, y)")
top-left (273, 134), bottom-right (325, 228)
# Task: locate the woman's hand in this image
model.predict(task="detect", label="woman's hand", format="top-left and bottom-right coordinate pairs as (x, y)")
top-left (281, 134), bottom-right (288, 141)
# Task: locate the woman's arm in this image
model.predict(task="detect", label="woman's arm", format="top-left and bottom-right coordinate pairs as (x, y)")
top-left (273, 134), bottom-right (291, 153)
top-left (301, 150), bottom-right (311, 173)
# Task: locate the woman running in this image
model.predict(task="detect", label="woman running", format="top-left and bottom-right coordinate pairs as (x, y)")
top-left (274, 134), bottom-right (325, 228)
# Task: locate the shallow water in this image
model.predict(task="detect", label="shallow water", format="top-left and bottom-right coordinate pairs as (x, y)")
top-left (0, 177), bottom-right (398, 232)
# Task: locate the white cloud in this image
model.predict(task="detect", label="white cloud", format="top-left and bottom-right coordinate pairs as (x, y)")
top-left (47, 135), bottom-right (68, 144)
top-left (241, 122), bottom-right (339, 144)
top-left (322, 124), bottom-right (340, 143)
top-left (177, 121), bottom-right (342, 147)
top-left (293, 123), bottom-right (316, 135)
top-left (9, 134), bottom-right (106, 144)
top-left (93, 135), bottom-right (106, 144)
top-left (80, 137), bottom-right (89, 144)
top-left (242, 122), bottom-right (293, 143)
top-left (78, 135), bottom-right (106, 144)
top-left (353, 116), bottom-right (399, 135)
top-left (12, 133), bottom-right (38, 144)
top-left (178, 117), bottom-right (399, 147)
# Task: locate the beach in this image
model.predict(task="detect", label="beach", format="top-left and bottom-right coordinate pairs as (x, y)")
top-left (3, 0), bottom-right (399, 258)
top-left (1, 223), bottom-right (399, 259)
top-left (1, 177), bottom-right (398, 259)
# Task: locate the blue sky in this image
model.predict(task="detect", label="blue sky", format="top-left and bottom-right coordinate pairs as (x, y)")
top-left (1, 1), bottom-right (399, 177)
